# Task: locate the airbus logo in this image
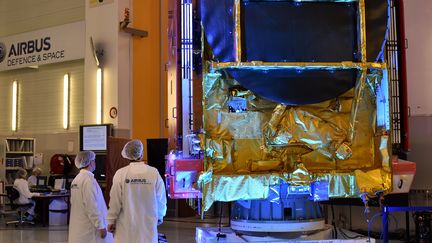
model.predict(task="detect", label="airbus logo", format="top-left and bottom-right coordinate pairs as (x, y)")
top-left (125, 178), bottom-right (151, 184)
top-left (0, 42), bottom-right (6, 63)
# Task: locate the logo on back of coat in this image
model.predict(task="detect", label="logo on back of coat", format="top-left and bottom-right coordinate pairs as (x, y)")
top-left (126, 178), bottom-right (151, 185)
top-left (71, 183), bottom-right (79, 189)
top-left (0, 42), bottom-right (6, 63)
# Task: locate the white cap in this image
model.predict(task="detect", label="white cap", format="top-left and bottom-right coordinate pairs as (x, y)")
top-left (121, 139), bottom-right (144, 161)
top-left (75, 151), bottom-right (96, 169)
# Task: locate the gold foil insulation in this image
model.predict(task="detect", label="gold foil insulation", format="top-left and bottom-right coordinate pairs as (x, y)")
top-left (199, 0), bottom-right (392, 211)
top-left (359, 0), bottom-right (367, 63)
top-left (234, 0), bottom-right (241, 62)
top-left (211, 61), bottom-right (387, 70)
top-left (200, 68), bottom-right (391, 211)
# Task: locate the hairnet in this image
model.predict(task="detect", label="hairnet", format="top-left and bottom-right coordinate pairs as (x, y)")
top-left (75, 151), bottom-right (96, 169)
top-left (16, 168), bottom-right (27, 179)
top-left (121, 139), bottom-right (144, 161)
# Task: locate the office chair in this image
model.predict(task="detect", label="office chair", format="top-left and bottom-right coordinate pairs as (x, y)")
top-left (4, 187), bottom-right (35, 226)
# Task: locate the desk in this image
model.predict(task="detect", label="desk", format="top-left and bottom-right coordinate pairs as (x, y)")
top-left (33, 193), bottom-right (70, 226)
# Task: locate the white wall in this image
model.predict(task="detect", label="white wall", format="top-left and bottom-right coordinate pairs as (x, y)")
top-left (0, 0), bottom-right (84, 37)
top-left (117, 0), bottom-right (132, 132)
top-left (0, 60), bottom-right (84, 134)
top-left (405, 0), bottom-right (432, 116)
top-left (0, 60), bottom-right (84, 181)
top-left (84, 0), bottom-right (131, 132)
top-left (0, 1), bottom-right (86, 181)
top-left (403, 0), bottom-right (432, 191)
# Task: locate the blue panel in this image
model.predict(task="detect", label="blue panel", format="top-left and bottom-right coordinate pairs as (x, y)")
top-left (226, 68), bottom-right (358, 105)
top-left (201, 0), bottom-right (389, 63)
top-left (231, 183), bottom-right (323, 222)
top-left (260, 201), bottom-right (271, 220)
top-left (250, 202), bottom-right (260, 220)
top-left (310, 181), bottom-right (330, 202)
top-left (201, 0), bottom-right (235, 62)
top-left (272, 202), bottom-right (283, 220)
top-left (241, 1), bottom-right (358, 62)
top-left (365, 0), bottom-right (390, 62)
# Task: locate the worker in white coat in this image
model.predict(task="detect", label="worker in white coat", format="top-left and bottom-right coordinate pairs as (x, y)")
top-left (13, 168), bottom-right (40, 219)
top-left (107, 139), bottom-right (167, 243)
top-left (68, 151), bottom-right (113, 243)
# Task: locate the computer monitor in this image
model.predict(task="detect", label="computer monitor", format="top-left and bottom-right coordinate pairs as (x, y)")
top-left (94, 155), bottom-right (106, 181)
top-left (36, 176), bottom-right (48, 187)
top-left (48, 175), bottom-right (63, 188)
top-left (48, 175), bottom-right (74, 189)
top-left (54, 179), bottom-right (66, 190)
top-left (79, 124), bottom-right (113, 154)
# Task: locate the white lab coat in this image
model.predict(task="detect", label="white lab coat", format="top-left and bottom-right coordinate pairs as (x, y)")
top-left (107, 162), bottom-right (167, 243)
top-left (13, 178), bottom-right (39, 215)
top-left (68, 170), bottom-right (113, 243)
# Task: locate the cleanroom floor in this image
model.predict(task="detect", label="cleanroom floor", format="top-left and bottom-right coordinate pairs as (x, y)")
top-left (0, 216), bottom-right (227, 243)
top-left (0, 216), bottom-right (405, 243)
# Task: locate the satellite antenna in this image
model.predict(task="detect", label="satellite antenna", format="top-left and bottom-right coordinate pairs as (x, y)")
top-left (90, 36), bottom-right (103, 67)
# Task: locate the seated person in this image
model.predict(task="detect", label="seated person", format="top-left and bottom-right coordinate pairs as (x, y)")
top-left (14, 168), bottom-right (41, 220)
top-left (27, 167), bottom-right (42, 187)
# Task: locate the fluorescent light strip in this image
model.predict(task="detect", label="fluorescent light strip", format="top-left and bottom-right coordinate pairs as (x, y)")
top-left (96, 68), bottom-right (102, 124)
top-left (12, 81), bottom-right (18, 131)
top-left (63, 74), bottom-right (70, 129)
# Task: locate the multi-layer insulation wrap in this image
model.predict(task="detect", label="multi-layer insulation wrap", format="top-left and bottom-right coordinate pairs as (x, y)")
top-left (200, 0), bottom-right (391, 211)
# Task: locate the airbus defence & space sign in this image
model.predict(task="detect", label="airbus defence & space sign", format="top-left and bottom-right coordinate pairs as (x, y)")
top-left (0, 21), bottom-right (84, 71)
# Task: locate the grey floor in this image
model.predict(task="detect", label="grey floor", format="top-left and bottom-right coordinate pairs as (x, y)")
top-left (0, 215), bottom-right (406, 243)
top-left (0, 216), bottom-right (228, 243)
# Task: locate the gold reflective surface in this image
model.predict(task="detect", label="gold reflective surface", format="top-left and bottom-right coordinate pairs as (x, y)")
top-left (200, 0), bottom-right (391, 211)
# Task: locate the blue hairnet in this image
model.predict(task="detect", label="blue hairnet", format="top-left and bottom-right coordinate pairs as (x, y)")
top-left (75, 151), bottom-right (96, 169)
top-left (121, 139), bottom-right (144, 161)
